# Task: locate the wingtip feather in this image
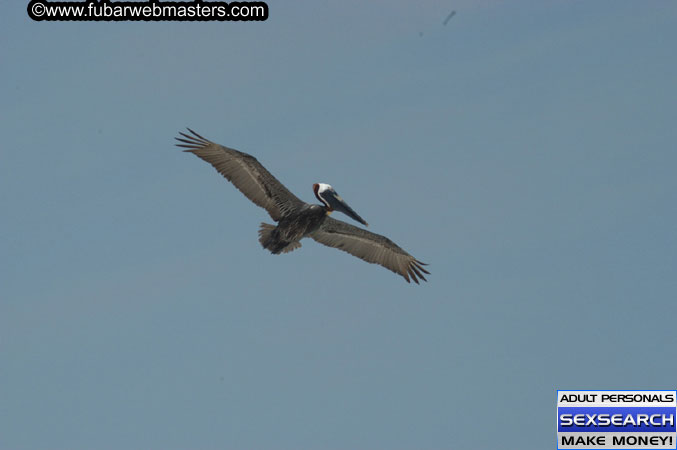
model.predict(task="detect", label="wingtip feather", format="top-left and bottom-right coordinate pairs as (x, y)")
top-left (186, 127), bottom-right (207, 140)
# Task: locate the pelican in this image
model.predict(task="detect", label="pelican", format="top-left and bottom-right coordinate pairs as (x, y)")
top-left (177, 129), bottom-right (429, 283)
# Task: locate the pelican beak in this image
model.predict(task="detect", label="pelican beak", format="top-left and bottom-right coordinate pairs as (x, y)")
top-left (324, 190), bottom-right (369, 226)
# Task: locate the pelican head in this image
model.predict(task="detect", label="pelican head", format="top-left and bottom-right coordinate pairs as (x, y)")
top-left (313, 183), bottom-right (368, 226)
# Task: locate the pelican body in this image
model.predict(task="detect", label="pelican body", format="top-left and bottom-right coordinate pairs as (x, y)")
top-left (177, 129), bottom-right (429, 283)
top-left (259, 182), bottom-right (368, 254)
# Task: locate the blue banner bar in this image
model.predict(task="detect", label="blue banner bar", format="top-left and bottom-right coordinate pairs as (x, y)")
top-left (558, 407), bottom-right (676, 433)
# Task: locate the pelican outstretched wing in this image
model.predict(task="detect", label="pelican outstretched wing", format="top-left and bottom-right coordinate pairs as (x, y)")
top-left (177, 128), bottom-right (304, 221)
top-left (310, 217), bottom-right (429, 284)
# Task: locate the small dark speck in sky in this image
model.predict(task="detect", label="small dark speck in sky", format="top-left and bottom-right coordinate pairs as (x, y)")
top-left (443, 10), bottom-right (456, 26)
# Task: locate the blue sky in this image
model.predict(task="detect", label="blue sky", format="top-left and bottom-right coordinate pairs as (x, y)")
top-left (2, 1), bottom-right (676, 449)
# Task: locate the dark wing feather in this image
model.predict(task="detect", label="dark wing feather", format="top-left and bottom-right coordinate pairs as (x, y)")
top-left (177, 128), bottom-right (305, 221)
top-left (310, 217), bottom-right (429, 284)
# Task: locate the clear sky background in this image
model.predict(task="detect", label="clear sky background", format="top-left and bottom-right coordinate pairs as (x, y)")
top-left (2, 1), bottom-right (676, 449)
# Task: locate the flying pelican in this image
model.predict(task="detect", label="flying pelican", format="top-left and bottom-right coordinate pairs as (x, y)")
top-left (177, 129), bottom-right (429, 283)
